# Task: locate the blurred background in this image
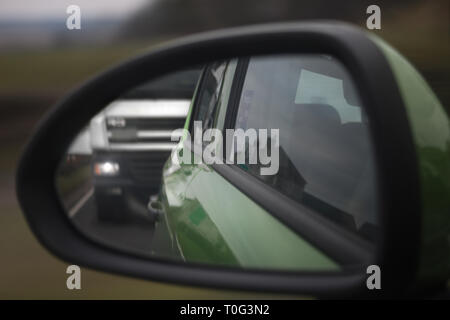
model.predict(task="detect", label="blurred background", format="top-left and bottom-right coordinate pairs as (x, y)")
top-left (0, 0), bottom-right (448, 299)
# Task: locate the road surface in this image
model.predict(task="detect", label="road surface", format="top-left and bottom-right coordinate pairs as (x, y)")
top-left (69, 190), bottom-right (158, 257)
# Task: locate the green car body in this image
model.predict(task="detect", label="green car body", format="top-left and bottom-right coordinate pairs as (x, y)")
top-left (373, 37), bottom-right (450, 285)
top-left (159, 152), bottom-right (339, 271)
top-left (156, 35), bottom-right (450, 279)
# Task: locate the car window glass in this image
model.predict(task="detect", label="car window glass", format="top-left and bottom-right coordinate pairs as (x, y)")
top-left (234, 55), bottom-right (378, 240)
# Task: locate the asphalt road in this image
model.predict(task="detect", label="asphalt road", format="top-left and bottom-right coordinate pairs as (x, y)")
top-left (70, 190), bottom-right (158, 257)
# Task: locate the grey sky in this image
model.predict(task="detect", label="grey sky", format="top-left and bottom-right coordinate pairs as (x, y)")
top-left (0, 0), bottom-right (151, 20)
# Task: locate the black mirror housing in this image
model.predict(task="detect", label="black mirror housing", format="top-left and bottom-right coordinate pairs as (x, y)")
top-left (16, 22), bottom-right (425, 298)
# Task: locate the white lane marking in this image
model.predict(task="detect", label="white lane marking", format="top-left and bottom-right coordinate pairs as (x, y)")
top-left (69, 188), bottom-right (94, 218)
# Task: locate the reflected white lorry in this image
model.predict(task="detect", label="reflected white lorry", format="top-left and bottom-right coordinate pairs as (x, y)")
top-left (72, 69), bottom-right (201, 221)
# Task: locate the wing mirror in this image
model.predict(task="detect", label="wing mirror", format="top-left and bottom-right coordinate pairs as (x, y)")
top-left (16, 22), bottom-right (450, 298)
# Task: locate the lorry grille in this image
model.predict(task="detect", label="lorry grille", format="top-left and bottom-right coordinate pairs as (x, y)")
top-left (106, 117), bottom-right (186, 144)
top-left (128, 151), bottom-right (171, 184)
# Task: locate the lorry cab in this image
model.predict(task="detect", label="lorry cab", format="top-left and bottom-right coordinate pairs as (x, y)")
top-left (89, 69), bottom-right (201, 221)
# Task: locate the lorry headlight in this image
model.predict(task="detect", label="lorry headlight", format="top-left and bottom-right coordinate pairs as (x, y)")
top-left (94, 161), bottom-right (120, 176)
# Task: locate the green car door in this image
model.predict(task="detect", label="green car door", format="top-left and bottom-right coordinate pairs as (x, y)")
top-left (158, 54), bottom-right (385, 271)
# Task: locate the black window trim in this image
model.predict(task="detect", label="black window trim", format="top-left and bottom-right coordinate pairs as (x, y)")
top-left (223, 57), bottom-right (250, 133)
top-left (188, 60), bottom-right (230, 143)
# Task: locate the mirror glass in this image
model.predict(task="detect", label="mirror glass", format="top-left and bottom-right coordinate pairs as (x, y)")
top-left (56, 54), bottom-right (380, 272)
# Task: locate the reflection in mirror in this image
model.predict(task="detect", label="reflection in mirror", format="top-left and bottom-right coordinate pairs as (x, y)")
top-left (56, 55), bottom-right (380, 272)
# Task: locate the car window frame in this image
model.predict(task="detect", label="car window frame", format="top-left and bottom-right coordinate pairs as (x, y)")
top-left (188, 61), bottom-right (229, 136)
top-left (223, 56), bottom-right (375, 265)
top-left (186, 56), bottom-right (375, 268)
